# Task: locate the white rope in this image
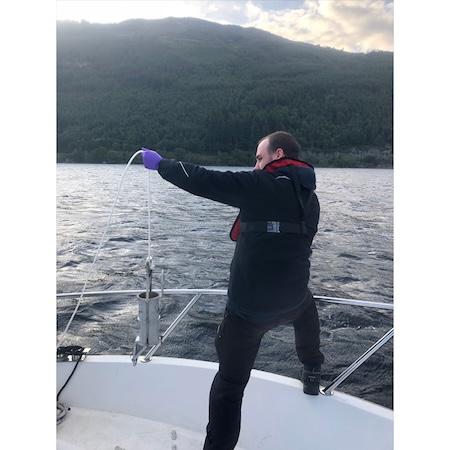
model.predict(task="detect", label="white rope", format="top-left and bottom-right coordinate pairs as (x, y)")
top-left (147, 169), bottom-right (152, 261)
top-left (57, 150), bottom-right (144, 347)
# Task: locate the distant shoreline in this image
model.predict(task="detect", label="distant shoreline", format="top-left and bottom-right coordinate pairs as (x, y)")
top-left (56, 161), bottom-right (393, 169)
top-left (57, 146), bottom-right (392, 169)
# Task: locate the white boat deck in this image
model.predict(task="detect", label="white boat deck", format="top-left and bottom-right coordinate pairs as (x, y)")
top-left (58, 407), bottom-right (246, 450)
top-left (57, 356), bottom-right (393, 450)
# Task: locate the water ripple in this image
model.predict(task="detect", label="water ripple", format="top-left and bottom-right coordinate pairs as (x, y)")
top-left (57, 164), bottom-right (393, 408)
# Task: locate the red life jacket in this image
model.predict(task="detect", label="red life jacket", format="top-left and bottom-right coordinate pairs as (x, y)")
top-left (229, 158), bottom-right (313, 241)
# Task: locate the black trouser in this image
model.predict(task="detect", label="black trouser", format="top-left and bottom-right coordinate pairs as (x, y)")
top-left (203, 294), bottom-right (324, 450)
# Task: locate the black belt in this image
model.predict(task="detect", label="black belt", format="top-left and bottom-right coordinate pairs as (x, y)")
top-left (240, 221), bottom-right (308, 235)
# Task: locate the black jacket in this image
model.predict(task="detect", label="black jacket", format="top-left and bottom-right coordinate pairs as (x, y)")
top-left (158, 157), bottom-right (319, 322)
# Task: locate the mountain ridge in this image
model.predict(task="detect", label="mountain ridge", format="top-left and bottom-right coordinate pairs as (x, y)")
top-left (57, 17), bottom-right (393, 167)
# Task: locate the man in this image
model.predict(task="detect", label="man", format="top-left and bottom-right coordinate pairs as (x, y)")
top-left (142, 131), bottom-right (324, 450)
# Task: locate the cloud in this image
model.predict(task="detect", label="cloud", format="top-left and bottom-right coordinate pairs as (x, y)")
top-left (251, 1), bottom-right (305, 12)
top-left (193, 0), bottom-right (305, 24)
top-left (57, 1), bottom-right (206, 24)
top-left (242, 0), bottom-right (393, 52)
top-left (57, 0), bottom-right (393, 52)
top-left (189, 1), bottom-right (249, 25)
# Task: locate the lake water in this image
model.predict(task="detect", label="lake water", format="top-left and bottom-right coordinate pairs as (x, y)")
top-left (57, 163), bottom-right (393, 408)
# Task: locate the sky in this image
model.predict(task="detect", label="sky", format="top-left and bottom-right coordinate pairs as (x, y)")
top-left (56, 0), bottom-right (393, 53)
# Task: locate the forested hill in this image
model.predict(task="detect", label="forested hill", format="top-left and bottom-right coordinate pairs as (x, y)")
top-left (57, 18), bottom-right (393, 167)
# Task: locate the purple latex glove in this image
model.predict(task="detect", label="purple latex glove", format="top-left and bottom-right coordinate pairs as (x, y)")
top-left (142, 148), bottom-right (163, 170)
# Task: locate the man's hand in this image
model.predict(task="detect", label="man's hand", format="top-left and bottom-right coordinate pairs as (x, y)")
top-left (142, 148), bottom-right (163, 170)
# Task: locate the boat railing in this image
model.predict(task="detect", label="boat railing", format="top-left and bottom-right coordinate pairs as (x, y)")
top-left (56, 288), bottom-right (393, 396)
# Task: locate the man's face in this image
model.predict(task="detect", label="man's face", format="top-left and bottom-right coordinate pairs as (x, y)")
top-left (254, 138), bottom-right (283, 170)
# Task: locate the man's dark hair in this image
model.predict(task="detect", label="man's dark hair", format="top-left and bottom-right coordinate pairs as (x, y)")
top-left (259, 131), bottom-right (301, 159)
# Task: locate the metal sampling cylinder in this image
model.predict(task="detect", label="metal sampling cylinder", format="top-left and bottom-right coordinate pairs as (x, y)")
top-left (137, 291), bottom-right (160, 346)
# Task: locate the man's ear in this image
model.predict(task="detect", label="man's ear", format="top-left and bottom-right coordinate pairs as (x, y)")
top-left (274, 147), bottom-right (285, 159)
